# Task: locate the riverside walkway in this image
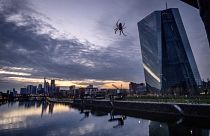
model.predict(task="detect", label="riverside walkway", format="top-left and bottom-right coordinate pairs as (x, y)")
top-left (46, 97), bottom-right (210, 122)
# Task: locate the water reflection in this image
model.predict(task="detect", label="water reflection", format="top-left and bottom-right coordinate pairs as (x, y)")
top-left (109, 115), bottom-right (126, 128)
top-left (4, 101), bottom-right (70, 118)
top-left (0, 101), bottom-right (209, 136)
top-left (79, 108), bottom-right (90, 121)
top-left (109, 110), bottom-right (127, 128)
top-left (149, 121), bottom-right (209, 136)
top-left (0, 101), bottom-right (72, 130)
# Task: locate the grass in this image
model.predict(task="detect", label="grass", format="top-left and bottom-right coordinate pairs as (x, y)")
top-left (125, 95), bottom-right (210, 104)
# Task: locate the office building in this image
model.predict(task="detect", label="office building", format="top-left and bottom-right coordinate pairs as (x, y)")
top-left (50, 80), bottom-right (56, 92)
top-left (37, 84), bottom-right (43, 94)
top-left (129, 82), bottom-right (146, 94)
top-left (20, 88), bottom-right (27, 95)
top-left (138, 8), bottom-right (201, 95)
top-left (44, 78), bottom-right (49, 93)
top-left (27, 85), bottom-right (37, 94)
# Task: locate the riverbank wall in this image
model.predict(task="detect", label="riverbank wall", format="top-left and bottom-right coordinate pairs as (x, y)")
top-left (47, 98), bottom-right (210, 120)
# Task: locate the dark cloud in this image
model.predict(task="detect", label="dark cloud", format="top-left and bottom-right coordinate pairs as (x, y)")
top-left (0, 0), bottom-right (145, 91)
top-left (0, 0), bottom-right (209, 91)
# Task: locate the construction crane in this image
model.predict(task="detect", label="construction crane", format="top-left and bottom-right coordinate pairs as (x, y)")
top-left (111, 84), bottom-right (125, 100)
top-left (112, 84), bottom-right (122, 94)
top-left (112, 84), bottom-right (122, 89)
top-left (112, 84), bottom-right (119, 89)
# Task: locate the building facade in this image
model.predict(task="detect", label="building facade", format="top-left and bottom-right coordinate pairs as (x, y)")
top-left (20, 88), bottom-right (27, 95)
top-left (50, 80), bottom-right (56, 92)
top-left (138, 8), bottom-right (201, 95)
top-left (129, 82), bottom-right (146, 94)
top-left (26, 85), bottom-right (37, 94)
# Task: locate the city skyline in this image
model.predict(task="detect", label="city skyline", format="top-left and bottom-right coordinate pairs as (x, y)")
top-left (0, 0), bottom-right (209, 91)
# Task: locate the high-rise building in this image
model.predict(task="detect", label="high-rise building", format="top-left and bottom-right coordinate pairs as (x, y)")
top-left (37, 84), bottom-right (43, 94)
top-left (138, 8), bottom-right (201, 95)
top-left (32, 86), bottom-right (37, 94)
top-left (27, 85), bottom-right (33, 94)
top-left (26, 85), bottom-right (37, 94)
top-left (20, 88), bottom-right (27, 95)
top-left (50, 80), bottom-right (56, 92)
top-left (44, 77), bottom-right (47, 93)
top-left (44, 78), bottom-right (49, 94)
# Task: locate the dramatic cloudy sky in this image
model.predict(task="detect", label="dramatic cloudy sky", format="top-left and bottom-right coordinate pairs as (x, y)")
top-left (0, 0), bottom-right (209, 91)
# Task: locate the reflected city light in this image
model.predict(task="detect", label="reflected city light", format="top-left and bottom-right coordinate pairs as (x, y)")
top-left (0, 103), bottom-right (71, 129)
top-left (51, 104), bottom-right (72, 113)
top-left (3, 105), bottom-right (70, 118)
top-left (0, 116), bottom-right (24, 125)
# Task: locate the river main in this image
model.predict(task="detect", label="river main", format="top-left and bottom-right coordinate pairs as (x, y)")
top-left (0, 101), bottom-right (209, 136)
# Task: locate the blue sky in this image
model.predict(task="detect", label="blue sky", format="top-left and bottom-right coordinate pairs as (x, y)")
top-left (0, 0), bottom-right (209, 91)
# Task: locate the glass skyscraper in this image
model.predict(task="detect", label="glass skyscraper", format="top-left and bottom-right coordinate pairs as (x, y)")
top-left (138, 8), bottom-right (201, 95)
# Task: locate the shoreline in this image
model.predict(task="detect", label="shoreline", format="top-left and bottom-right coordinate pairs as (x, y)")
top-left (46, 97), bottom-right (210, 129)
top-left (46, 97), bottom-right (210, 120)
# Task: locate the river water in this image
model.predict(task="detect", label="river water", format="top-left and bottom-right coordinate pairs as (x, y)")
top-left (0, 101), bottom-right (209, 136)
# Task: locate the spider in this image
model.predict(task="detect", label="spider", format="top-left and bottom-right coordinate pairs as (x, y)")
top-left (114, 20), bottom-right (126, 36)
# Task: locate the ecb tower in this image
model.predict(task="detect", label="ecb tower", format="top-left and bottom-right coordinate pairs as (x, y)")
top-left (138, 8), bottom-right (201, 95)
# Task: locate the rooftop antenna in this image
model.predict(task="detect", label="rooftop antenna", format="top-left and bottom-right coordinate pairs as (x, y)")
top-left (166, 0), bottom-right (168, 9)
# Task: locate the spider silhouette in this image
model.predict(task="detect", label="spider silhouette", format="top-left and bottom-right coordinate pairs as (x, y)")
top-left (114, 20), bottom-right (126, 36)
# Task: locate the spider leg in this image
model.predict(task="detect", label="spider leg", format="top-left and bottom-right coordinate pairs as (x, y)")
top-left (122, 30), bottom-right (127, 36)
top-left (120, 30), bottom-right (122, 35)
top-left (123, 23), bottom-right (125, 27)
top-left (115, 28), bottom-right (118, 34)
top-left (116, 19), bottom-right (120, 27)
top-left (123, 27), bottom-right (126, 29)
